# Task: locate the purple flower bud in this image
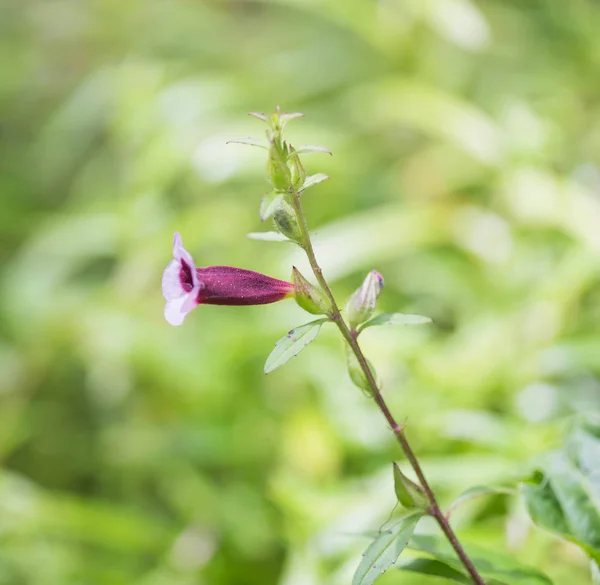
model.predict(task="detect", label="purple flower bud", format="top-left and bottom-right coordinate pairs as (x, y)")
top-left (162, 233), bottom-right (294, 326)
top-left (345, 270), bottom-right (385, 329)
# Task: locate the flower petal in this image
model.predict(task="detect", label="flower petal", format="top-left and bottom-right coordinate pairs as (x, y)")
top-left (181, 286), bottom-right (201, 313)
top-left (164, 294), bottom-right (195, 326)
top-left (172, 232), bottom-right (198, 287)
top-left (162, 259), bottom-right (184, 301)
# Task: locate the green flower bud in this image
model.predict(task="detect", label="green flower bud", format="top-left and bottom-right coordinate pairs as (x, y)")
top-left (345, 270), bottom-right (385, 329)
top-left (345, 343), bottom-right (379, 394)
top-left (288, 146), bottom-right (306, 190)
top-left (267, 140), bottom-right (290, 191)
top-left (273, 199), bottom-right (303, 243)
top-left (393, 463), bottom-right (428, 510)
top-left (291, 267), bottom-right (332, 315)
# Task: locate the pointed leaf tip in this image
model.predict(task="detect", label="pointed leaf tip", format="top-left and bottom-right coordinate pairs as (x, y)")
top-left (280, 112), bottom-right (305, 128)
top-left (249, 111), bottom-right (269, 121)
top-left (360, 313), bottom-right (432, 331)
top-left (247, 231), bottom-right (289, 242)
top-left (353, 513), bottom-right (422, 585)
top-left (264, 319), bottom-right (328, 373)
top-left (226, 137), bottom-right (268, 149)
top-left (299, 173), bottom-right (330, 193)
top-left (295, 144), bottom-right (332, 156)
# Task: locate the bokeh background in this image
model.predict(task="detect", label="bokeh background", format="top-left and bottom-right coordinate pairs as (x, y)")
top-left (2, 0), bottom-right (600, 583)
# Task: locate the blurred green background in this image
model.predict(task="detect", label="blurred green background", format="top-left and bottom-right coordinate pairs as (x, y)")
top-left (2, 0), bottom-right (600, 583)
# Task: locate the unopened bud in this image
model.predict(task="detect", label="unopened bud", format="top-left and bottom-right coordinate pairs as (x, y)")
top-left (273, 199), bottom-right (303, 243)
top-left (393, 463), bottom-right (428, 510)
top-left (267, 140), bottom-right (290, 191)
top-left (288, 146), bottom-right (306, 190)
top-left (292, 267), bottom-right (332, 315)
top-left (345, 343), bottom-right (379, 394)
top-left (345, 270), bottom-right (384, 329)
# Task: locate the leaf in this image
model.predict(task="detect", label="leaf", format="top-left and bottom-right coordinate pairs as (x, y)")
top-left (247, 231), bottom-right (289, 242)
top-left (299, 173), bottom-right (329, 193)
top-left (447, 485), bottom-right (514, 517)
top-left (400, 558), bottom-right (472, 584)
top-left (521, 418), bottom-right (600, 563)
top-left (226, 137), bottom-right (267, 149)
top-left (592, 560), bottom-right (600, 585)
top-left (406, 535), bottom-right (553, 585)
top-left (248, 111), bottom-right (269, 122)
top-left (294, 144), bottom-right (332, 156)
top-left (280, 112), bottom-right (304, 128)
top-left (259, 191), bottom-right (284, 221)
top-left (264, 319), bottom-right (328, 374)
top-left (360, 313), bottom-right (432, 331)
top-left (352, 512), bottom-right (422, 585)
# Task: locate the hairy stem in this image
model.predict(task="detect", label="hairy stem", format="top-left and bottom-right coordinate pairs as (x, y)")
top-left (289, 189), bottom-right (486, 585)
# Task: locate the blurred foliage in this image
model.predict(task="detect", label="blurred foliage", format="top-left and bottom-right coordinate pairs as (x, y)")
top-left (2, 0), bottom-right (600, 584)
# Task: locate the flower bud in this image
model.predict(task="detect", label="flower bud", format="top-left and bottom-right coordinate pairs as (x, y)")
top-left (345, 270), bottom-right (384, 329)
top-left (393, 463), bottom-right (428, 510)
top-left (288, 146), bottom-right (306, 190)
top-left (345, 343), bottom-right (379, 394)
top-left (291, 267), bottom-right (332, 315)
top-left (273, 199), bottom-right (303, 243)
top-left (267, 139), bottom-right (290, 191)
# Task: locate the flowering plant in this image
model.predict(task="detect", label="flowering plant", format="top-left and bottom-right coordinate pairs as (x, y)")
top-left (165, 109), bottom-right (600, 585)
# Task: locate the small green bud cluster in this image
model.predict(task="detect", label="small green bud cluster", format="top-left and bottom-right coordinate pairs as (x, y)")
top-left (241, 108), bottom-right (333, 317)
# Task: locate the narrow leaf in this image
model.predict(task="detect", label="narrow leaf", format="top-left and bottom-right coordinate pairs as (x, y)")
top-left (407, 535), bottom-right (553, 585)
top-left (259, 192), bottom-right (284, 221)
top-left (248, 111), bottom-right (269, 122)
top-left (447, 485), bottom-right (514, 517)
top-left (247, 231), bottom-right (289, 242)
top-left (352, 512), bottom-right (422, 585)
top-left (592, 561), bottom-right (600, 585)
top-left (264, 319), bottom-right (328, 374)
top-left (360, 313), bottom-right (432, 331)
top-left (294, 144), bottom-right (332, 156)
top-left (299, 173), bottom-right (330, 193)
top-left (400, 558), bottom-right (472, 584)
top-left (280, 112), bottom-right (304, 128)
top-left (226, 137), bottom-right (267, 149)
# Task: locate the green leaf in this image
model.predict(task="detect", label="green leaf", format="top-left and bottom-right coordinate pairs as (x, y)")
top-left (247, 231), bottom-right (289, 242)
top-left (521, 418), bottom-right (600, 563)
top-left (264, 319), bottom-right (328, 374)
top-left (259, 191), bottom-right (284, 221)
top-left (592, 560), bottom-right (600, 585)
top-left (226, 137), bottom-right (268, 149)
top-left (299, 173), bottom-right (329, 193)
top-left (294, 144), bottom-right (332, 156)
top-left (279, 112), bottom-right (304, 128)
top-left (248, 111), bottom-right (269, 122)
top-left (406, 535), bottom-right (553, 585)
top-left (360, 313), bottom-right (432, 331)
top-left (400, 558), bottom-right (472, 584)
top-left (353, 512), bottom-right (422, 585)
top-left (447, 485), bottom-right (514, 517)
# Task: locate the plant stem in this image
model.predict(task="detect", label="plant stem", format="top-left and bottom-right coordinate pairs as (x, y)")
top-left (289, 189), bottom-right (486, 585)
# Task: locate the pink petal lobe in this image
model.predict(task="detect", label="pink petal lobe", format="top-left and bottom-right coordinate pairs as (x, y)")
top-left (162, 260), bottom-right (184, 301)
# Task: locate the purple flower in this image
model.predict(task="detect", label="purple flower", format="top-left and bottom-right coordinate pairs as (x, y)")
top-left (162, 233), bottom-right (295, 326)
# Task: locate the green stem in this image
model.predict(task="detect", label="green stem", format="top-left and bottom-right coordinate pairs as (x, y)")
top-left (289, 188), bottom-right (486, 585)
